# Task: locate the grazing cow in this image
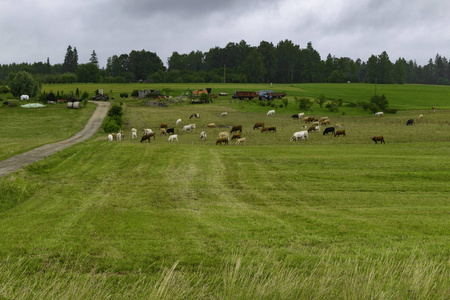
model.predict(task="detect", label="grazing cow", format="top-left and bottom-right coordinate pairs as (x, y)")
top-left (199, 131), bottom-right (207, 140)
top-left (221, 112), bottom-right (227, 117)
top-left (292, 114), bottom-right (299, 120)
top-left (160, 128), bottom-right (167, 136)
top-left (320, 119), bottom-right (331, 125)
top-left (290, 131), bottom-right (309, 142)
top-left (140, 134), bottom-right (152, 143)
top-left (176, 119), bottom-right (182, 125)
top-left (267, 109), bottom-right (275, 116)
top-left (189, 113), bottom-right (199, 119)
top-left (308, 125), bottom-right (320, 133)
top-left (432, 107), bottom-right (435, 112)
top-left (160, 123), bottom-right (168, 129)
top-left (166, 128), bottom-right (175, 135)
top-left (253, 122), bottom-right (264, 130)
top-left (267, 127), bottom-right (277, 132)
top-left (375, 112), bottom-right (384, 117)
top-left (235, 137), bottom-right (246, 145)
top-left (406, 119), bottom-right (415, 126)
top-left (303, 117), bottom-right (315, 123)
top-left (206, 123), bottom-right (217, 128)
top-left (231, 133), bottom-right (241, 140)
top-left (323, 127), bottom-right (335, 136)
top-left (298, 113), bottom-right (305, 118)
top-left (131, 128), bottom-right (137, 139)
top-left (334, 124), bottom-right (342, 129)
top-left (372, 136), bottom-right (385, 144)
top-left (116, 132), bottom-right (123, 142)
top-left (230, 125), bottom-right (242, 133)
top-left (108, 134), bottom-right (113, 142)
top-left (418, 114), bottom-right (423, 121)
top-left (218, 132), bottom-right (229, 141)
top-left (142, 128), bottom-right (153, 135)
top-left (168, 134), bottom-right (178, 142)
top-left (320, 116), bottom-right (329, 121)
top-left (182, 125), bottom-right (192, 133)
top-left (335, 129), bottom-right (346, 137)
top-left (215, 136), bottom-right (229, 145)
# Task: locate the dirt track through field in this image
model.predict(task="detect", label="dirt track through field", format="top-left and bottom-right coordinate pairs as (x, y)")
top-left (0, 101), bottom-right (110, 178)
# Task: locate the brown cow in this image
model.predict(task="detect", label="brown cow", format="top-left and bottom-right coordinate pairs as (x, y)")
top-left (230, 125), bottom-right (242, 133)
top-left (334, 129), bottom-right (346, 137)
top-left (253, 122), bottom-right (264, 130)
top-left (140, 134), bottom-right (152, 143)
top-left (267, 127), bottom-right (276, 132)
top-left (160, 123), bottom-right (168, 129)
top-left (189, 113), bottom-right (199, 119)
top-left (215, 136), bottom-right (229, 145)
top-left (372, 136), bottom-right (385, 144)
top-left (231, 134), bottom-right (241, 140)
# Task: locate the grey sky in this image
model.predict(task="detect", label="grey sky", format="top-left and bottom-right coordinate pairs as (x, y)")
top-left (1, 0), bottom-right (449, 68)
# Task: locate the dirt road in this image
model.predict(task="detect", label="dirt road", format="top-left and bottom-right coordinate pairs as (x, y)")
top-left (0, 101), bottom-right (110, 178)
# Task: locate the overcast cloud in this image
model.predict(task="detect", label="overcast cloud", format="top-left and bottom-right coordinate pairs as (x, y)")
top-left (1, 0), bottom-right (449, 68)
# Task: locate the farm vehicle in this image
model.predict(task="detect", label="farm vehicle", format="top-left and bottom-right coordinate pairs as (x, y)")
top-left (232, 91), bottom-right (258, 100)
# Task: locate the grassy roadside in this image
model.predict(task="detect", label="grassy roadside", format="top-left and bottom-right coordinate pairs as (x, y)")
top-left (0, 103), bottom-right (95, 161)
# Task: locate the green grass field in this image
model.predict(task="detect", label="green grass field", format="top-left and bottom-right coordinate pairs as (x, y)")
top-left (1, 83), bottom-right (449, 299)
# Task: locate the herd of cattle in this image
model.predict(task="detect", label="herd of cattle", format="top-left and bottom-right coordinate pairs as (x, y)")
top-left (107, 110), bottom-right (428, 146)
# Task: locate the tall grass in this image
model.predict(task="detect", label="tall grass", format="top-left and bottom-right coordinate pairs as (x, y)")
top-left (1, 249), bottom-right (448, 299)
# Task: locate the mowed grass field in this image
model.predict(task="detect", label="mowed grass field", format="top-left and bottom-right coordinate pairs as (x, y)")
top-left (0, 84), bottom-right (449, 299)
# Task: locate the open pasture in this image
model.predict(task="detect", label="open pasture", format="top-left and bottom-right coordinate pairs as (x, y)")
top-left (0, 84), bottom-right (449, 299)
top-left (0, 103), bottom-right (95, 161)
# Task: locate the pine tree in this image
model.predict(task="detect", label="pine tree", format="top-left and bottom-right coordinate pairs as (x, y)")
top-left (90, 50), bottom-right (99, 67)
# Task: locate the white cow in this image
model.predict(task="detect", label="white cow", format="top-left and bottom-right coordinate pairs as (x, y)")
top-left (182, 125), bottom-right (192, 133)
top-left (298, 112), bottom-right (305, 118)
top-left (168, 134), bottom-right (178, 142)
top-left (108, 134), bottom-right (113, 142)
top-left (143, 128), bottom-right (154, 135)
top-left (221, 112), bottom-right (227, 117)
top-left (267, 109), bottom-right (275, 116)
top-left (375, 112), bottom-right (384, 116)
top-left (290, 131), bottom-right (309, 142)
top-left (176, 119), bottom-right (181, 125)
top-left (131, 128), bottom-right (137, 139)
top-left (116, 132), bottom-right (122, 141)
top-left (199, 131), bottom-right (207, 140)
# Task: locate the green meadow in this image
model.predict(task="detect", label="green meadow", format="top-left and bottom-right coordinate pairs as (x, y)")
top-left (0, 83), bottom-right (449, 299)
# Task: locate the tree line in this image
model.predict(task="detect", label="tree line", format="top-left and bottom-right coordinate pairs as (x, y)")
top-left (1, 40), bottom-right (450, 85)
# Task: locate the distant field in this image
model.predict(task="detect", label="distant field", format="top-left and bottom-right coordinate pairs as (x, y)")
top-left (1, 84), bottom-right (449, 299)
top-left (40, 82), bottom-right (450, 110)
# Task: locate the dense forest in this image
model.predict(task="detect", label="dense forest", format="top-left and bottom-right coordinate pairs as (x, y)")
top-left (1, 40), bottom-right (449, 85)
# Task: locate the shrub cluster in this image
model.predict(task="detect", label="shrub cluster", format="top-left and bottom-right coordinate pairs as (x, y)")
top-left (103, 104), bottom-right (123, 133)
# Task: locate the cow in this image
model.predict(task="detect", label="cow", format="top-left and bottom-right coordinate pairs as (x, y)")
top-left (406, 119), bottom-right (414, 126)
top-left (375, 112), bottom-right (384, 117)
top-left (140, 134), bottom-right (152, 143)
top-left (372, 136), bottom-right (385, 144)
top-left (215, 137), bottom-right (229, 145)
top-left (189, 113), bottom-right (199, 119)
top-left (166, 128), bottom-right (175, 135)
top-left (253, 122), bottom-right (264, 130)
top-left (335, 129), bottom-right (346, 137)
top-left (267, 110), bottom-right (275, 116)
top-left (292, 114), bottom-right (299, 120)
top-left (231, 134), bottom-right (241, 140)
top-left (230, 125), bottom-right (242, 133)
top-left (290, 131), bottom-right (309, 142)
top-left (323, 127), bottom-right (335, 136)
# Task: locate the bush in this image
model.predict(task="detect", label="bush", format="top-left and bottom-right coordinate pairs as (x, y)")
top-left (326, 102), bottom-right (339, 112)
top-left (103, 119), bottom-right (121, 133)
top-left (296, 97), bottom-right (313, 111)
top-left (131, 90), bottom-right (139, 97)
